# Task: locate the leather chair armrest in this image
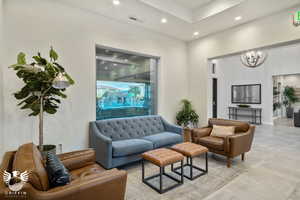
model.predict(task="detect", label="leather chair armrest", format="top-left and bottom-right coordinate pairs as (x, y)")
top-left (24, 169), bottom-right (127, 200)
top-left (58, 149), bottom-right (96, 171)
top-left (191, 127), bottom-right (212, 142)
top-left (229, 125), bottom-right (255, 157)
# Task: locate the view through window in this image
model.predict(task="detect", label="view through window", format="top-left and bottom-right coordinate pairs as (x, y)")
top-left (96, 46), bottom-right (158, 120)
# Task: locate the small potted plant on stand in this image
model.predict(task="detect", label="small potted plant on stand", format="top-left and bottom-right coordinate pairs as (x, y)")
top-left (176, 99), bottom-right (199, 142)
top-left (283, 86), bottom-right (298, 118)
top-left (10, 47), bottom-right (74, 156)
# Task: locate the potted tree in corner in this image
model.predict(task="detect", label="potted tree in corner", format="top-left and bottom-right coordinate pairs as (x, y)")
top-left (10, 47), bottom-right (74, 156)
top-left (176, 99), bottom-right (199, 142)
top-left (283, 86), bottom-right (298, 118)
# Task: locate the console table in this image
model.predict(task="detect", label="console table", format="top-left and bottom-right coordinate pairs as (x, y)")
top-left (228, 107), bottom-right (262, 125)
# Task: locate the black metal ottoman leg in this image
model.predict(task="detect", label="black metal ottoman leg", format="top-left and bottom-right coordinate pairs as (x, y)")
top-left (205, 152), bottom-right (208, 173)
top-left (190, 157), bottom-right (193, 178)
top-left (159, 167), bottom-right (163, 193)
top-left (142, 159), bottom-right (145, 181)
top-left (181, 160), bottom-right (184, 183)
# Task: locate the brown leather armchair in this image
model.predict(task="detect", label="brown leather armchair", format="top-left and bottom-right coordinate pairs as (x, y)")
top-left (190, 119), bottom-right (255, 168)
top-left (0, 143), bottom-right (127, 200)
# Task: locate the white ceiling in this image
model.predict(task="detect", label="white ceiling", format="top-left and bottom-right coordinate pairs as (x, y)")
top-left (173, 0), bottom-right (213, 10)
top-left (59, 0), bottom-right (300, 41)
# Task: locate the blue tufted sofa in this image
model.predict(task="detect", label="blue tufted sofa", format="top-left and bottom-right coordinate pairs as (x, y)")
top-left (89, 115), bottom-right (183, 169)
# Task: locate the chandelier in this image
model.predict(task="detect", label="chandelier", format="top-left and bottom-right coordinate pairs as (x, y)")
top-left (240, 50), bottom-right (267, 68)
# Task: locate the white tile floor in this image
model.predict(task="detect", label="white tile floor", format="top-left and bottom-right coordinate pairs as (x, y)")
top-left (123, 125), bottom-right (300, 200)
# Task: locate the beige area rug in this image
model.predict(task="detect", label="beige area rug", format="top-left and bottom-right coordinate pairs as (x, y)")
top-left (122, 154), bottom-right (247, 200)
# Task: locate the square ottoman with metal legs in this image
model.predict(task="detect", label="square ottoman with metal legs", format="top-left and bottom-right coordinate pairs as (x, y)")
top-left (171, 142), bottom-right (208, 180)
top-left (142, 148), bottom-right (184, 194)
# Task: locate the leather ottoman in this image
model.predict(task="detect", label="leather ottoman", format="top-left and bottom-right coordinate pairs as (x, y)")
top-left (171, 142), bottom-right (208, 180)
top-left (141, 148), bottom-right (184, 194)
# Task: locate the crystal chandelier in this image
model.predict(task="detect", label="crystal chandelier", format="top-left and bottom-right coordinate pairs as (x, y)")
top-left (240, 50), bottom-right (267, 68)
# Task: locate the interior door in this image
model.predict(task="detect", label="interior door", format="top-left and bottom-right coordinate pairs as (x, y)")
top-left (212, 78), bottom-right (218, 118)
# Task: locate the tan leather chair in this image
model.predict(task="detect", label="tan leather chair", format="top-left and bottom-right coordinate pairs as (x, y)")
top-left (190, 119), bottom-right (255, 168)
top-left (0, 143), bottom-right (127, 200)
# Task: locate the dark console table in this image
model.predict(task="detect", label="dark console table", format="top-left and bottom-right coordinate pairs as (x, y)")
top-left (228, 107), bottom-right (262, 125)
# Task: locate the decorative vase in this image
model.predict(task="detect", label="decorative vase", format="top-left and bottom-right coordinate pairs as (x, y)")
top-left (183, 128), bottom-right (192, 142)
top-left (38, 144), bottom-right (56, 158)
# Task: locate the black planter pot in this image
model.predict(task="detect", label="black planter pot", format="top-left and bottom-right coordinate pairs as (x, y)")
top-left (38, 144), bottom-right (56, 158)
top-left (286, 107), bottom-right (294, 118)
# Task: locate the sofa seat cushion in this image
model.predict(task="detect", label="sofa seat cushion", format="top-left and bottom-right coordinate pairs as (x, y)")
top-left (70, 164), bottom-right (105, 181)
top-left (142, 132), bottom-right (182, 148)
top-left (112, 139), bottom-right (153, 157)
top-left (197, 136), bottom-right (224, 151)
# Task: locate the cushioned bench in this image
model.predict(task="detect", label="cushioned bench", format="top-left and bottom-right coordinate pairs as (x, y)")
top-left (89, 115), bottom-right (183, 169)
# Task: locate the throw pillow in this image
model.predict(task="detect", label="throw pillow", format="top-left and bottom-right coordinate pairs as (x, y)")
top-left (210, 125), bottom-right (235, 138)
top-left (46, 152), bottom-right (70, 188)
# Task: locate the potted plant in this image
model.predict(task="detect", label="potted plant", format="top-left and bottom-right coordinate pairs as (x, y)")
top-left (283, 86), bottom-right (298, 118)
top-left (176, 99), bottom-right (199, 142)
top-left (10, 47), bottom-right (74, 155)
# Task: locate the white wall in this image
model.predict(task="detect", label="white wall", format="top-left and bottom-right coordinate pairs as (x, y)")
top-left (188, 5), bottom-right (300, 125)
top-left (1, 0), bottom-right (188, 157)
top-left (0, 0), bottom-right (4, 159)
top-left (212, 42), bottom-right (300, 124)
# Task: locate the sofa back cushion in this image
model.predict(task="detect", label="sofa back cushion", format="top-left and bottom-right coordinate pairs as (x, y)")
top-left (13, 143), bottom-right (49, 191)
top-left (95, 115), bottom-right (165, 141)
top-left (208, 118), bottom-right (249, 133)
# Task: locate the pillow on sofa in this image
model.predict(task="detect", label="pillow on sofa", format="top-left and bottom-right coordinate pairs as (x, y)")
top-left (46, 152), bottom-right (70, 188)
top-left (210, 125), bottom-right (235, 138)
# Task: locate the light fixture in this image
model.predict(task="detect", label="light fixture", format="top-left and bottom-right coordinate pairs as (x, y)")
top-left (161, 18), bottom-right (167, 23)
top-left (52, 73), bottom-right (71, 89)
top-left (240, 50), bottom-right (267, 68)
top-left (235, 16), bottom-right (242, 21)
top-left (193, 32), bottom-right (199, 36)
top-left (113, 0), bottom-right (120, 5)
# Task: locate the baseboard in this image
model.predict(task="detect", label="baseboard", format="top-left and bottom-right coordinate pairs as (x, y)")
top-left (262, 121), bottom-right (274, 125)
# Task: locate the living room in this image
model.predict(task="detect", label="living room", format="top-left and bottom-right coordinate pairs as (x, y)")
top-left (1, 0), bottom-right (300, 200)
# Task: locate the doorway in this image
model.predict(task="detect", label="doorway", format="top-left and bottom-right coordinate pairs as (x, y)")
top-left (212, 78), bottom-right (218, 118)
top-left (273, 73), bottom-right (300, 127)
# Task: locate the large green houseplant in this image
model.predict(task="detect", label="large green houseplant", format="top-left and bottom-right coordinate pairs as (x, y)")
top-left (176, 99), bottom-right (199, 142)
top-left (176, 99), bottom-right (199, 128)
top-left (283, 86), bottom-right (298, 118)
top-left (10, 47), bottom-right (74, 152)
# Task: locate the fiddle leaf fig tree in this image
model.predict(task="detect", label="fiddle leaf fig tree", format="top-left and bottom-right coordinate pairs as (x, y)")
top-left (176, 99), bottom-right (199, 128)
top-left (10, 47), bottom-right (74, 151)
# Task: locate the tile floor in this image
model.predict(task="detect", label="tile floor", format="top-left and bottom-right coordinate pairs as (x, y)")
top-left (122, 125), bottom-right (300, 200)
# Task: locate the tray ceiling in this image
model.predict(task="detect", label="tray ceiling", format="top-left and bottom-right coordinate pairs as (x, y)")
top-left (59, 0), bottom-right (300, 41)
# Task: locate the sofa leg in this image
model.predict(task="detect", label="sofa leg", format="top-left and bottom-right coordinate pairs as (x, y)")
top-left (241, 153), bottom-right (245, 161)
top-left (227, 157), bottom-right (231, 168)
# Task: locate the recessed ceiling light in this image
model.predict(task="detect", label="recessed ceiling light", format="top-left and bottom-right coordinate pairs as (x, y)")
top-left (113, 0), bottom-right (120, 5)
top-left (193, 32), bottom-right (199, 36)
top-left (161, 18), bottom-right (167, 23)
top-left (235, 16), bottom-right (242, 21)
